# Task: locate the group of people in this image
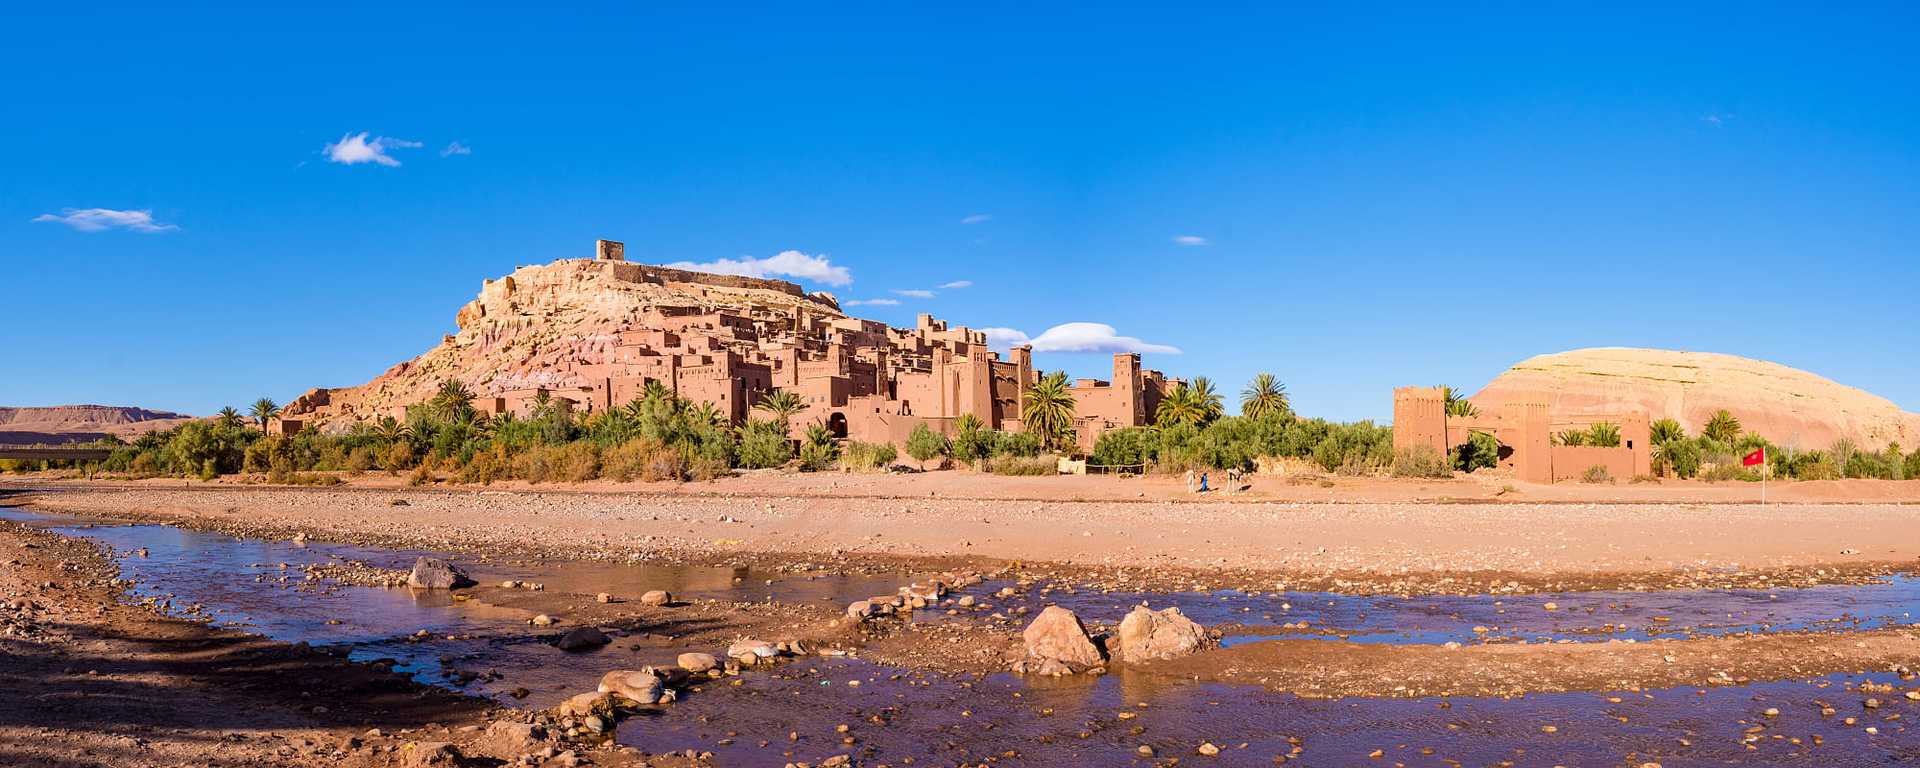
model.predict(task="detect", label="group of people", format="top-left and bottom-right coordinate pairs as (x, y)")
top-left (1183, 467), bottom-right (1248, 494)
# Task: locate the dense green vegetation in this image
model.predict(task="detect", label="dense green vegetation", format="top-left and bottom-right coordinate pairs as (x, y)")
top-left (13, 372), bottom-right (1917, 487)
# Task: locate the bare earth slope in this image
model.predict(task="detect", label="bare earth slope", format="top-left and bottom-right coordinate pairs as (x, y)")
top-left (1470, 347), bottom-right (1920, 449)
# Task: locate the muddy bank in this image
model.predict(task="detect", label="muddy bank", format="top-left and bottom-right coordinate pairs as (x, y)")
top-left (0, 519), bottom-right (710, 768)
top-left (17, 485), bottom-right (1920, 596)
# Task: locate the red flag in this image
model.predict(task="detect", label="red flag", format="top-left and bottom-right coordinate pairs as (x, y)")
top-left (1742, 448), bottom-right (1766, 467)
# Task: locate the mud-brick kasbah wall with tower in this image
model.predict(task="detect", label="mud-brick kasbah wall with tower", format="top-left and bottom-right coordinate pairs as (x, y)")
top-left (1392, 386), bottom-right (1651, 482)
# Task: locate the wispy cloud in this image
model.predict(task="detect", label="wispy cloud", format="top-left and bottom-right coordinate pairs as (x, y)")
top-left (1173, 235), bottom-right (1208, 246)
top-left (939, 280), bottom-right (973, 289)
top-left (441, 141), bottom-right (472, 157)
top-left (1700, 113), bottom-right (1734, 127)
top-left (843, 298), bottom-right (901, 307)
top-left (892, 289), bottom-right (936, 299)
top-left (31, 208), bottom-right (177, 233)
top-left (960, 213), bottom-right (992, 225)
top-left (324, 132), bottom-right (423, 167)
top-left (978, 322), bottom-right (1180, 355)
top-left (665, 250), bottom-right (852, 287)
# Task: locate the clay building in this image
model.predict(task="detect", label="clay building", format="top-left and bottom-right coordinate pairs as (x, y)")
top-left (1392, 386), bottom-right (1651, 483)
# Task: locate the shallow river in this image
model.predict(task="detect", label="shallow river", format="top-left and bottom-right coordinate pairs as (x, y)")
top-left (6, 505), bottom-right (1919, 765)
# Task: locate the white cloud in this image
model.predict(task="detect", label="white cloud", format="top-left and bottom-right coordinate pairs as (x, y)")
top-left (31, 208), bottom-right (177, 233)
top-left (1700, 113), bottom-right (1734, 126)
top-left (892, 289), bottom-right (935, 299)
top-left (441, 141), bottom-right (472, 157)
top-left (978, 322), bottom-right (1180, 355)
top-left (664, 250), bottom-right (852, 287)
top-left (978, 327), bottom-right (1033, 350)
top-left (324, 132), bottom-right (423, 167)
top-left (960, 213), bottom-right (992, 224)
top-left (939, 280), bottom-right (973, 289)
top-left (843, 298), bottom-right (901, 307)
top-left (1173, 235), bottom-right (1208, 246)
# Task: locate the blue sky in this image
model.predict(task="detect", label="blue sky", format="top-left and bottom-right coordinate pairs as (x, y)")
top-left (5, 2), bottom-right (1916, 422)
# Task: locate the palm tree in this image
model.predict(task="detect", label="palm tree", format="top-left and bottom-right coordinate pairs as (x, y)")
top-left (215, 406), bottom-right (243, 430)
top-left (1586, 422), bottom-right (1622, 448)
top-left (1555, 430), bottom-right (1587, 447)
top-left (1702, 410), bottom-right (1742, 444)
top-left (1650, 417), bottom-right (1686, 445)
top-left (690, 402), bottom-right (725, 428)
top-left (374, 415), bottom-right (410, 442)
top-left (1155, 383), bottom-right (1206, 429)
top-left (1022, 371), bottom-right (1077, 450)
top-left (1240, 373), bottom-right (1289, 420)
top-left (1439, 386), bottom-right (1479, 418)
top-left (433, 379), bottom-right (474, 413)
top-left (754, 390), bottom-right (806, 428)
top-left (250, 398), bottom-right (280, 434)
top-left (1189, 377), bottom-right (1225, 424)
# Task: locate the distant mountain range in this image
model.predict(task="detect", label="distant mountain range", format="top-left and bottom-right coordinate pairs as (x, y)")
top-left (0, 405), bottom-right (197, 445)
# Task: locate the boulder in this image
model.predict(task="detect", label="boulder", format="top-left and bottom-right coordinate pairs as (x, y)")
top-left (727, 640), bottom-right (779, 660)
top-left (640, 589), bottom-right (672, 606)
top-left (556, 627), bottom-right (610, 652)
top-left (402, 741), bottom-right (465, 767)
top-left (678, 652), bottom-right (719, 673)
top-left (1019, 606), bottom-right (1104, 671)
top-left (1112, 606), bottom-right (1210, 662)
top-left (554, 692), bottom-right (616, 718)
top-left (846, 600), bottom-right (875, 620)
top-left (407, 557), bottom-right (473, 590)
top-left (531, 614), bottom-right (556, 627)
top-left (597, 669), bottom-right (666, 705)
top-left (478, 721), bottom-right (545, 756)
top-left (644, 664), bottom-right (693, 688)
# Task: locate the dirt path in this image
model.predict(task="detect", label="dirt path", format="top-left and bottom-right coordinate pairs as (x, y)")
top-left (17, 483), bottom-right (1920, 594)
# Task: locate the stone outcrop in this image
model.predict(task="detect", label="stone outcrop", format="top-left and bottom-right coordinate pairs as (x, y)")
top-left (1112, 606), bottom-right (1210, 662)
top-left (1471, 347), bottom-right (1920, 450)
top-left (406, 557), bottom-right (473, 589)
top-left (1017, 606), bottom-right (1105, 673)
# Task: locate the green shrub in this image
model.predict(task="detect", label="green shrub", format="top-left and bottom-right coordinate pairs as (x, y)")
top-left (995, 431), bottom-right (1043, 458)
top-left (734, 419), bottom-right (792, 469)
top-left (1906, 450), bottom-right (1920, 482)
top-left (905, 423), bottom-right (948, 469)
top-left (987, 455), bottom-right (1056, 476)
top-left (1391, 445), bottom-right (1450, 478)
top-left (1091, 427), bottom-right (1158, 468)
top-left (798, 442), bottom-right (838, 471)
top-left (1451, 430), bottom-right (1500, 473)
top-left (346, 446), bottom-right (379, 473)
top-left (842, 441), bottom-right (898, 472)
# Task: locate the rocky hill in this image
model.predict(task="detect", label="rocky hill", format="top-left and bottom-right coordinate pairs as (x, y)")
top-left (0, 405), bottom-right (196, 444)
top-left (283, 258), bottom-right (846, 426)
top-left (1469, 348), bottom-right (1920, 450)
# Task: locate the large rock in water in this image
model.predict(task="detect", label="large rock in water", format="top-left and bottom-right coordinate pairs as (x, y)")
top-left (1470, 347), bottom-right (1920, 449)
top-left (1020, 606), bottom-right (1105, 671)
top-left (1112, 606), bottom-right (1210, 662)
top-left (407, 557), bottom-right (473, 589)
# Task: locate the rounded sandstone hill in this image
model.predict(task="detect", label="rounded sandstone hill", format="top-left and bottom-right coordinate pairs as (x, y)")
top-left (1468, 348), bottom-right (1920, 450)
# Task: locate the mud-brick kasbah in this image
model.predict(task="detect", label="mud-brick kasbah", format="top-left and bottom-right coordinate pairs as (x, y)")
top-left (280, 240), bottom-right (1180, 453)
top-left (280, 238), bottom-right (1646, 475)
